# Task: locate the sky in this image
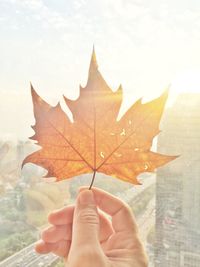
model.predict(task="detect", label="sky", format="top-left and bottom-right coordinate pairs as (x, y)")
top-left (0, 0), bottom-right (200, 140)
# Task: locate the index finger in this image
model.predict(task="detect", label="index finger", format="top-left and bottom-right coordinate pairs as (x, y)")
top-left (79, 187), bottom-right (138, 234)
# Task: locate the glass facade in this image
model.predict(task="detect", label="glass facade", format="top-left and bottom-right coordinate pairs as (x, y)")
top-left (155, 94), bottom-right (200, 267)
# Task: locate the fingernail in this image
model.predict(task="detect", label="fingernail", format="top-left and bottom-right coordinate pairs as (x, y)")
top-left (79, 190), bottom-right (95, 205)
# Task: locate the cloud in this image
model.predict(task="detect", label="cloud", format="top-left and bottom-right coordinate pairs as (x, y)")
top-left (3, 0), bottom-right (69, 30)
top-left (15, 0), bottom-right (44, 9)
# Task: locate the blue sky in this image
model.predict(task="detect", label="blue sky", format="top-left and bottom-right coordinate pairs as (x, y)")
top-left (0, 0), bottom-right (200, 139)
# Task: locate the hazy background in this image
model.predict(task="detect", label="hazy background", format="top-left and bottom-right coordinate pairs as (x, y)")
top-left (0, 0), bottom-right (200, 140)
top-left (0, 1), bottom-right (200, 267)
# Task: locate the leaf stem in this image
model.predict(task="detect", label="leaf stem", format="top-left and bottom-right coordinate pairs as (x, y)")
top-left (89, 170), bottom-right (96, 190)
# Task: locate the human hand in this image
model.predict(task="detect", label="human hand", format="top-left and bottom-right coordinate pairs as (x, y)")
top-left (35, 187), bottom-right (148, 267)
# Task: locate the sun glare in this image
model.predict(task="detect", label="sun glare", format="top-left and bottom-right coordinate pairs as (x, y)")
top-left (171, 69), bottom-right (200, 95)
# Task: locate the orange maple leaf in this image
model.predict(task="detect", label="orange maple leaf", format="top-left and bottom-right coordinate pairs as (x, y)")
top-left (23, 49), bottom-right (177, 188)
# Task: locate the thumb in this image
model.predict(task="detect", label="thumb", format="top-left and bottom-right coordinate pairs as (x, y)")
top-left (71, 189), bottom-right (100, 247)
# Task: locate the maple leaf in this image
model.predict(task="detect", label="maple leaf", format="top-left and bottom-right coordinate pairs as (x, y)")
top-left (22, 48), bottom-right (177, 188)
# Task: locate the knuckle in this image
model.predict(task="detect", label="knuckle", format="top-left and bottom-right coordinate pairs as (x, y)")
top-left (78, 209), bottom-right (99, 225)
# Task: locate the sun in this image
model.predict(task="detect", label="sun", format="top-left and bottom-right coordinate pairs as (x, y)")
top-left (170, 69), bottom-right (200, 95)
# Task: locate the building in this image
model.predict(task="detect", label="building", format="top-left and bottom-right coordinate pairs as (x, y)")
top-left (155, 94), bottom-right (200, 267)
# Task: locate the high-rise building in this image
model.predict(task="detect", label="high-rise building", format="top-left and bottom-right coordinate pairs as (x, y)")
top-left (155, 94), bottom-right (200, 267)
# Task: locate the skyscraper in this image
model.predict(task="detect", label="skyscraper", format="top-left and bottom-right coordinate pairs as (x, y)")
top-left (155, 94), bottom-right (200, 267)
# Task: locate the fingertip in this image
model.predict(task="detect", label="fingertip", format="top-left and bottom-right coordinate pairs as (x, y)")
top-left (47, 212), bottom-right (55, 224)
top-left (78, 186), bottom-right (88, 193)
top-left (35, 240), bottom-right (59, 254)
top-left (35, 240), bottom-right (46, 254)
top-left (47, 206), bottom-right (75, 226)
top-left (78, 187), bottom-right (93, 200)
top-left (47, 208), bottom-right (63, 224)
top-left (78, 189), bottom-right (96, 205)
top-left (78, 186), bottom-right (99, 197)
top-left (41, 227), bottom-right (52, 242)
